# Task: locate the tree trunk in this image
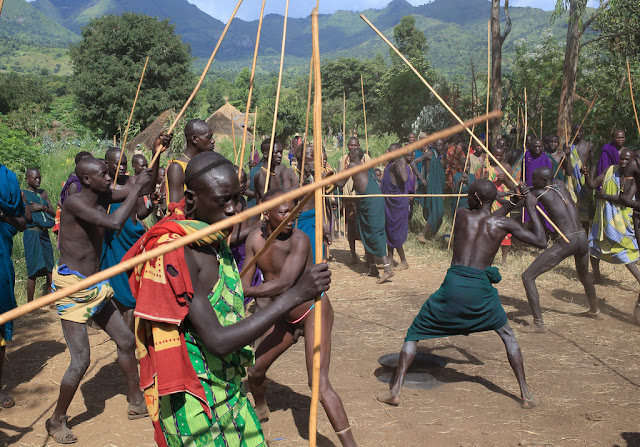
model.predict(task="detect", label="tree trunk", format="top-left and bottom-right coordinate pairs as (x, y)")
top-left (490, 0), bottom-right (510, 146)
top-left (556, 0), bottom-right (584, 140)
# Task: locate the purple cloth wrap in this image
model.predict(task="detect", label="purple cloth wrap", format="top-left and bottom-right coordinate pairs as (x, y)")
top-left (231, 241), bottom-right (262, 304)
top-left (60, 173), bottom-right (83, 206)
top-left (597, 143), bottom-right (620, 178)
top-left (381, 163), bottom-right (410, 248)
top-left (523, 151), bottom-right (554, 232)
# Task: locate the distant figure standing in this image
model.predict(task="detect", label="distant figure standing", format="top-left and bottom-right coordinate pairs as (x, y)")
top-left (382, 143), bottom-right (410, 270)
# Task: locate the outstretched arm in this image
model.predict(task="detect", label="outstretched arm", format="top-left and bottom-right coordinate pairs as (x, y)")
top-left (582, 166), bottom-right (606, 190)
top-left (499, 193), bottom-right (546, 248)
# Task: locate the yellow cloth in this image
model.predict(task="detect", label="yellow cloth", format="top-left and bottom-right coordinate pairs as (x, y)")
top-left (0, 335), bottom-right (5, 347)
top-left (166, 159), bottom-right (188, 205)
top-left (53, 266), bottom-right (113, 323)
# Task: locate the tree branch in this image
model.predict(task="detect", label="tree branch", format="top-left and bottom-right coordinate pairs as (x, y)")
top-left (582, 29), bottom-right (638, 48)
top-left (581, 10), bottom-right (600, 33)
top-left (501, 0), bottom-right (512, 44)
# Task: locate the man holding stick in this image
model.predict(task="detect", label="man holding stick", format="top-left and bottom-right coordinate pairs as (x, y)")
top-left (242, 189), bottom-right (357, 447)
top-left (125, 152), bottom-right (330, 447)
top-left (378, 179), bottom-right (545, 408)
top-left (254, 138), bottom-right (284, 202)
top-left (565, 124), bottom-right (596, 230)
top-left (46, 136), bottom-right (167, 444)
top-left (382, 143), bottom-right (410, 270)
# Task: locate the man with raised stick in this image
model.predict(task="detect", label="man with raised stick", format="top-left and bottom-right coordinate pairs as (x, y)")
top-left (242, 188), bottom-right (357, 447)
top-left (45, 135), bottom-right (168, 444)
top-left (520, 166), bottom-right (600, 333)
top-left (377, 179), bottom-right (545, 409)
top-left (124, 152), bottom-right (330, 447)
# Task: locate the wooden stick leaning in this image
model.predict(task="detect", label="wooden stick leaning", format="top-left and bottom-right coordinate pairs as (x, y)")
top-left (447, 126), bottom-right (475, 251)
top-left (238, 0), bottom-right (267, 180)
top-left (522, 88), bottom-right (527, 224)
top-left (264, 0), bottom-right (290, 194)
top-left (149, 0), bottom-right (243, 168)
top-left (0, 113), bottom-right (498, 325)
top-left (627, 59), bottom-right (640, 137)
top-left (232, 113), bottom-right (238, 164)
top-left (486, 20), bottom-right (490, 150)
top-left (361, 74), bottom-right (369, 156)
top-left (360, 14), bottom-right (569, 243)
top-left (112, 56), bottom-right (149, 187)
top-left (251, 107), bottom-right (258, 164)
top-left (300, 58), bottom-right (314, 188)
top-left (239, 193), bottom-right (313, 279)
top-left (327, 194), bottom-right (466, 198)
top-left (310, 8), bottom-right (323, 447)
top-left (0, 0), bottom-right (4, 16)
top-left (553, 93), bottom-right (597, 179)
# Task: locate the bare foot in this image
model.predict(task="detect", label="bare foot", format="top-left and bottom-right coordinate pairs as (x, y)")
top-left (367, 266), bottom-right (380, 278)
top-left (395, 261), bottom-right (409, 271)
top-left (519, 391), bottom-right (541, 409)
top-left (0, 391), bottom-right (14, 408)
top-left (417, 234), bottom-right (427, 244)
top-left (46, 415), bottom-right (77, 444)
top-left (578, 310), bottom-right (603, 320)
top-left (376, 390), bottom-right (400, 406)
top-left (254, 402), bottom-right (270, 422)
top-left (518, 322), bottom-right (546, 333)
top-left (376, 269), bottom-right (394, 284)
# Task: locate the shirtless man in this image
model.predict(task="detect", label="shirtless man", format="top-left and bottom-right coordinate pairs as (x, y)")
top-left (46, 137), bottom-right (167, 444)
top-left (253, 139), bottom-right (284, 202)
top-left (242, 189), bottom-right (357, 447)
top-left (131, 154), bottom-right (148, 175)
top-left (377, 180), bottom-right (545, 409)
top-left (519, 167), bottom-right (600, 333)
top-left (166, 119), bottom-right (214, 206)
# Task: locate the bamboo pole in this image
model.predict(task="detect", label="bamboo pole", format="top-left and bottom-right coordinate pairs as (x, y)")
top-left (361, 14), bottom-right (569, 243)
top-left (0, 0), bottom-right (4, 16)
top-left (486, 20), bottom-right (490, 150)
top-left (540, 105), bottom-right (543, 138)
top-left (149, 0), bottom-right (243, 168)
top-left (238, 0), bottom-right (267, 180)
top-left (516, 107), bottom-right (520, 153)
top-left (553, 93), bottom-right (597, 179)
top-left (343, 91), bottom-right (346, 158)
top-left (310, 8), bottom-right (323, 447)
top-left (251, 107), bottom-right (258, 166)
top-left (448, 126), bottom-right (475, 251)
top-left (232, 114), bottom-right (238, 164)
top-left (0, 113), bottom-right (498, 325)
top-left (240, 193), bottom-right (313, 278)
top-left (300, 58), bottom-right (314, 188)
top-left (627, 59), bottom-right (640, 137)
top-left (112, 56), bottom-right (149, 187)
top-left (264, 0), bottom-right (290, 194)
top-left (361, 74), bottom-right (369, 156)
top-left (327, 194), bottom-right (466, 198)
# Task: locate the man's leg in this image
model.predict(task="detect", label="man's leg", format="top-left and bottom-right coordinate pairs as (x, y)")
top-left (387, 246), bottom-right (395, 265)
top-left (417, 223), bottom-right (431, 244)
top-left (26, 276), bottom-right (37, 303)
top-left (591, 256), bottom-right (602, 283)
top-left (92, 301), bottom-right (144, 415)
top-left (365, 252), bottom-right (379, 277)
top-left (47, 320), bottom-right (91, 443)
top-left (396, 246), bottom-right (409, 271)
top-left (0, 344), bottom-right (14, 408)
top-left (495, 323), bottom-right (539, 409)
top-left (376, 340), bottom-right (417, 406)
top-left (247, 320), bottom-right (295, 422)
top-left (521, 242), bottom-right (574, 332)
top-left (44, 272), bottom-right (53, 297)
top-left (574, 251), bottom-right (599, 317)
top-left (501, 246), bottom-right (510, 265)
top-left (303, 298), bottom-right (357, 447)
top-left (623, 262), bottom-right (640, 323)
top-left (378, 254), bottom-right (394, 284)
top-left (112, 300), bottom-right (135, 334)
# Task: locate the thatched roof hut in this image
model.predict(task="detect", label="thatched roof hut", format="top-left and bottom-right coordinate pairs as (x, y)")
top-left (126, 109), bottom-right (173, 153)
top-left (206, 101), bottom-right (254, 139)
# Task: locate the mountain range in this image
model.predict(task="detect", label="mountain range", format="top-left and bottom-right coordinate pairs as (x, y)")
top-left (1, 0), bottom-right (573, 79)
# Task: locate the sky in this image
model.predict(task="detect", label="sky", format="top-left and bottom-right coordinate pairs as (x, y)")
top-left (187, 0), bottom-right (600, 21)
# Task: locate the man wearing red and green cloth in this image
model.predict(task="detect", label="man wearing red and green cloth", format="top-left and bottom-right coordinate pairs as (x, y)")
top-left (125, 152), bottom-right (330, 447)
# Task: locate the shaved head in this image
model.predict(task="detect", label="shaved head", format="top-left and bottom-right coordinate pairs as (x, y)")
top-left (105, 147), bottom-right (121, 162)
top-left (533, 166), bottom-right (553, 181)
top-left (184, 152), bottom-right (234, 192)
top-left (469, 179), bottom-right (497, 203)
top-left (184, 119), bottom-right (211, 140)
top-left (75, 157), bottom-right (106, 186)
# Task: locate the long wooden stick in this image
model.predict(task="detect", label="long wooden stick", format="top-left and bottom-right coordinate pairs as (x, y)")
top-left (232, 113), bottom-right (238, 164)
top-left (448, 126), bottom-right (475, 250)
top-left (553, 93), bottom-right (597, 179)
top-left (310, 8), bottom-right (323, 447)
top-left (112, 56), bottom-right (149, 187)
top-left (300, 58), bottom-right (314, 188)
top-left (0, 113), bottom-right (498, 325)
top-left (361, 74), bottom-right (369, 156)
top-left (361, 14), bottom-right (568, 243)
top-left (264, 0), bottom-right (290, 194)
top-left (486, 20), bottom-right (490, 149)
top-left (328, 194), bottom-right (466, 198)
top-left (516, 107), bottom-right (520, 153)
top-left (0, 0), bottom-right (4, 16)
top-left (627, 59), bottom-right (640, 137)
top-left (522, 88), bottom-right (528, 224)
top-left (238, 0), bottom-right (267, 180)
top-left (240, 193), bottom-right (313, 278)
top-left (149, 0), bottom-right (243, 168)
top-left (251, 106), bottom-right (258, 165)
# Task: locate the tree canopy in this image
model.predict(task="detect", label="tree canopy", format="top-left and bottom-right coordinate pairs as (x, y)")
top-left (69, 13), bottom-right (195, 137)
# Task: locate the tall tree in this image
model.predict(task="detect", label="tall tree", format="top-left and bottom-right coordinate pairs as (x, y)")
top-left (490, 0), bottom-right (511, 145)
top-left (70, 13), bottom-right (195, 137)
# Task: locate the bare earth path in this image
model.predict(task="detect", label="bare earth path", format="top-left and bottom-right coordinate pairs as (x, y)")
top-left (2, 238), bottom-right (640, 446)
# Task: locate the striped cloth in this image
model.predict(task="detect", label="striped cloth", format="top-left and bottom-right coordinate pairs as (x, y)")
top-left (566, 145), bottom-right (590, 221)
top-left (588, 165), bottom-right (639, 264)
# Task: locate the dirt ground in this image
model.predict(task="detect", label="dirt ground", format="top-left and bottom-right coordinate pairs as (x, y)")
top-left (2, 237), bottom-right (640, 447)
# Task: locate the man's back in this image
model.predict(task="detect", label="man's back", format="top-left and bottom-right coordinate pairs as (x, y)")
top-left (451, 208), bottom-right (510, 270)
top-left (535, 180), bottom-right (582, 234)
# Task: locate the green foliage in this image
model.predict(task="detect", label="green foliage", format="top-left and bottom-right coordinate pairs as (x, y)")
top-left (392, 15), bottom-right (428, 62)
top-left (255, 92), bottom-right (305, 144)
top-left (0, 122), bottom-right (41, 177)
top-left (0, 0), bottom-right (79, 47)
top-left (69, 13), bottom-right (196, 137)
top-left (594, 0), bottom-right (640, 60)
top-left (0, 73), bottom-right (54, 115)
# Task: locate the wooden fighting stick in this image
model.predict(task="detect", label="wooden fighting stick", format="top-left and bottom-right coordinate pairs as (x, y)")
top-left (627, 59), bottom-right (640, 137)
top-left (238, 0), bottom-right (267, 180)
top-left (239, 193), bottom-right (314, 279)
top-left (328, 193), bottom-right (465, 198)
top-left (486, 19), bottom-right (490, 154)
top-left (521, 88), bottom-right (527, 223)
top-left (361, 74), bottom-right (370, 156)
top-left (552, 93), bottom-right (597, 179)
top-left (264, 0), bottom-right (290, 194)
top-left (300, 58), bottom-right (314, 188)
top-left (361, 14), bottom-right (569, 243)
top-left (0, 0), bottom-right (4, 16)
top-left (149, 0), bottom-right (244, 169)
top-left (448, 126), bottom-right (475, 251)
top-left (0, 113), bottom-right (500, 326)
top-left (310, 8), bottom-right (324, 447)
top-left (251, 106), bottom-right (258, 165)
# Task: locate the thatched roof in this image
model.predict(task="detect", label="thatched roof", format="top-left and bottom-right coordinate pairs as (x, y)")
top-left (126, 109), bottom-right (173, 153)
top-left (206, 101), bottom-right (253, 139)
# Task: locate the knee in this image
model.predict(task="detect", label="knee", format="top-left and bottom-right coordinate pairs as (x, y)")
top-left (521, 270), bottom-right (533, 283)
top-left (115, 331), bottom-right (136, 354)
top-left (69, 353), bottom-right (90, 377)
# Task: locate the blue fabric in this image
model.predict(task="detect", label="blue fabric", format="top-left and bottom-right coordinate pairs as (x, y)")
top-left (100, 202), bottom-right (146, 308)
top-left (356, 170), bottom-right (387, 257)
top-left (295, 208), bottom-right (323, 264)
top-left (451, 172), bottom-right (475, 214)
top-left (0, 165), bottom-right (25, 341)
top-left (418, 150), bottom-right (445, 234)
top-left (248, 161), bottom-right (264, 208)
top-left (24, 229), bottom-right (55, 277)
